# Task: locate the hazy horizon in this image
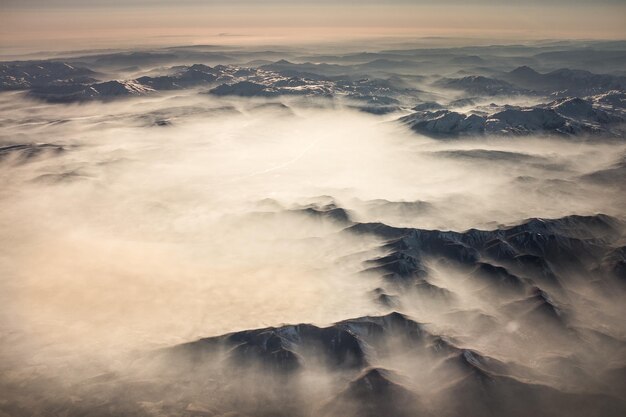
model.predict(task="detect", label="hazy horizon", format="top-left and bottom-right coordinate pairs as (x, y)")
top-left (2, 0), bottom-right (626, 55)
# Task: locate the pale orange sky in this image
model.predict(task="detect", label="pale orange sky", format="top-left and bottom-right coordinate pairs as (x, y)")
top-left (1, 1), bottom-right (625, 54)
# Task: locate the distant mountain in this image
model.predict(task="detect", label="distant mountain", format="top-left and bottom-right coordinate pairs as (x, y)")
top-left (13, 61), bottom-right (410, 108)
top-left (500, 66), bottom-right (626, 96)
top-left (136, 64), bottom-right (219, 89)
top-left (210, 80), bottom-right (276, 97)
top-left (549, 97), bottom-right (620, 123)
top-left (449, 55), bottom-right (486, 65)
top-left (484, 108), bottom-right (570, 135)
top-left (436, 75), bottom-right (530, 96)
top-left (0, 61), bottom-right (96, 91)
top-left (91, 52), bottom-right (179, 68)
top-left (29, 80), bottom-right (154, 103)
top-left (354, 59), bottom-right (419, 72)
top-left (400, 110), bottom-right (486, 136)
top-left (531, 48), bottom-right (626, 73)
top-left (412, 101), bottom-right (444, 111)
top-left (209, 79), bottom-right (334, 98)
top-left (260, 60), bottom-right (347, 78)
top-left (400, 93), bottom-right (624, 137)
top-left (260, 58), bottom-right (420, 78)
top-left (207, 66), bottom-right (414, 108)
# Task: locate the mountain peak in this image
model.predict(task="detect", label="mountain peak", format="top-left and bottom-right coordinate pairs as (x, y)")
top-left (510, 65), bottom-right (539, 76)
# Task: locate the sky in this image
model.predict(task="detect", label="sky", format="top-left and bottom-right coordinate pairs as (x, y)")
top-left (1, 0), bottom-right (625, 53)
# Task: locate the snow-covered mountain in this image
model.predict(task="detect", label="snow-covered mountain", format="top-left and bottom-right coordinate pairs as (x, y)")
top-left (401, 93), bottom-right (625, 137)
top-left (29, 79), bottom-right (154, 102)
top-left (0, 61), bottom-right (96, 90)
